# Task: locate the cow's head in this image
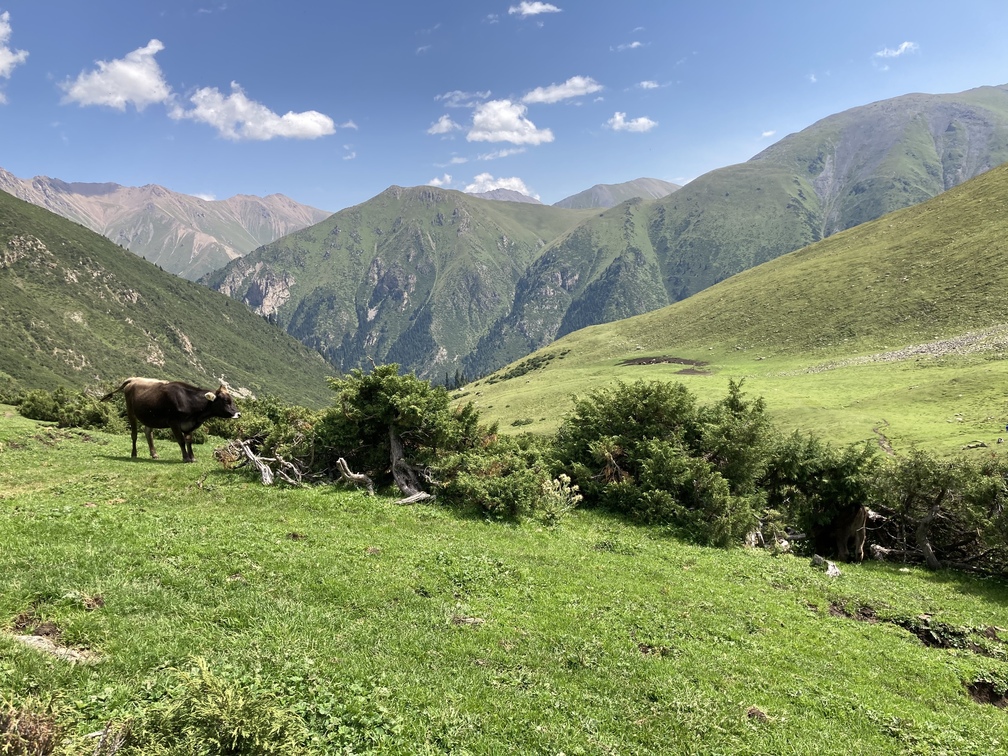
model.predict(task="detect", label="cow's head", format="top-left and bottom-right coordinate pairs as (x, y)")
top-left (210, 385), bottom-right (241, 419)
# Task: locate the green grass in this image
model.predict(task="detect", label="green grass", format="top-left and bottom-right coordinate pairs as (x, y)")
top-left (2, 410), bottom-right (1008, 753)
top-left (469, 162), bottom-right (1008, 457)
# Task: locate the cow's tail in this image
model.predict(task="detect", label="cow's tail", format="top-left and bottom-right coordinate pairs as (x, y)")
top-left (101, 380), bottom-right (131, 402)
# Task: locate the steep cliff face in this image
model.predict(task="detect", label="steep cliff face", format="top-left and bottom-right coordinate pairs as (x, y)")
top-left (0, 169), bottom-right (331, 280)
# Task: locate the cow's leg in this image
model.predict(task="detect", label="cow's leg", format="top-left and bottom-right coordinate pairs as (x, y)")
top-left (170, 427), bottom-right (192, 462)
top-left (129, 419), bottom-right (139, 458)
top-left (836, 532), bottom-right (849, 562)
top-left (184, 433), bottom-right (195, 462)
top-left (144, 427), bottom-right (158, 459)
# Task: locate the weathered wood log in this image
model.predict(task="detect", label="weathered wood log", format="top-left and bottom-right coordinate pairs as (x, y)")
top-left (336, 457), bottom-right (374, 495)
top-left (215, 439), bottom-right (304, 486)
top-left (396, 490), bottom-right (435, 505)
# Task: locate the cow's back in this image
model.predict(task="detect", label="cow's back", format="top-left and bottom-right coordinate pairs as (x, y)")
top-left (121, 378), bottom-right (197, 426)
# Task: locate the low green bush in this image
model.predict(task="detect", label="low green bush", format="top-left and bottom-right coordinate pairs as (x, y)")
top-left (17, 387), bottom-right (121, 431)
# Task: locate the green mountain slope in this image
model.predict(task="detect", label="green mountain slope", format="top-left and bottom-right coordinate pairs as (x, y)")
top-left (466, 85), bottom-right (1008, 374)
top-left (552, 177), bottom-right (681, 209)
top-left (469, 161), bottom-right (1008, 453)
top-left (0, 189), bottom-right (334, 405)
top-left (204, 186), bottom-right (594, 379)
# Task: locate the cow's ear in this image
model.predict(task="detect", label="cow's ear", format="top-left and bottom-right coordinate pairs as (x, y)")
top-left (205, 391), bottom-right (216, 401)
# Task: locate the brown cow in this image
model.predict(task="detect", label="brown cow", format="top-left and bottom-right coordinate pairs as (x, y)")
top-left (814, 503), bottom-right (868, 563)
top-left (102, 377), bottom-right (240, 462)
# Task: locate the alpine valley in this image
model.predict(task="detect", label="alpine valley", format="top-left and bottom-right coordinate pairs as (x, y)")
top-left (204, 84), bottom-right (1008, 380)
top-left (4, 83), bottom-right (1008, 391)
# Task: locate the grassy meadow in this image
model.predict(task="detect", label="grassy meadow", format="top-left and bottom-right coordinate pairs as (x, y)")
top-left (468, 162), bottom-right (1008, 457)
top-left (2, 408), bottom-right (1008, 754)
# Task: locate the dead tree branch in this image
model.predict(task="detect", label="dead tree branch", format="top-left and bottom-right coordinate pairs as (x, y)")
top-left (336, 457), bottom-right (374, 495)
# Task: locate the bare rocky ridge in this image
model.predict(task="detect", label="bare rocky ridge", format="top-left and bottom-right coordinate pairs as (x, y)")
top-left (0, 168), bottom-right (331, 281)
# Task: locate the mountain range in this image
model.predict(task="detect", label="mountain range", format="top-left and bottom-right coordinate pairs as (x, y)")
top-left (0, 189), bottom-right (334, 406)
top-left (0, 168), bottom-right (331, 281)
top-left (5, 82), bottom-right (1008, 395)
top-left (205, 84), bottom-right (1008, 380)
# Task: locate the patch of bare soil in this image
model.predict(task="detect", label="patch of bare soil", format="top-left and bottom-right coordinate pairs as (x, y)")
top-left (7, 610), bottom-right (100, 665)
top-left (619, 355), bottom-right (709, 368)
top-left (967, 680), bottom-right (1008, 707)
top-left (872, 420), bottom-right (895, 456)
top-left (831, 604), bottom-right (1005, 657)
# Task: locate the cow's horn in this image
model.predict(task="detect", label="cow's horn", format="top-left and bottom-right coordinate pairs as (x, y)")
top-left (205, 391), bottom-right (215, 401)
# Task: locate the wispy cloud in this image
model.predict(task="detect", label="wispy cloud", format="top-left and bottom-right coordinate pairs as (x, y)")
top-left (522, 75), bottom-right (602, 104)
top-left (428, 173), bottom-right (452, 188)
top-left (807, 73), bottom-right (818, 84)
top-left (0, 11), bottom-right (29, 104)
top-left (761, 130), bottom-right (776, 139)
top-left (428, 114), bottom-right (462, 135)
top-left (464, 172), bottom-right (538, 199)
top-left (478, 147), bottom-right (526, 161)
top-left (170, 81), bottom-right (335, 140)
top-left (61, 39), bottom-right (172, 111)
top-left (613, 40), bottom-right (643, 52)
top-left (416, 45), bottom-right (431, 55)
top-left (436, 89), bottom-right (492, 108)
top-left (508, 2), bottom-right (561, 17)
top-left (637, 80), bottom-right (660, 90)
top-left (468, 99), bottom-right (554, 145)
top-left (605, 111), bottom-right (657, 133)
top-left (875, 41), bottom-right (918, 58)
top-left (342, 145), bottom-right (356, 160)
top-left (340, 119), bottom-right (358, 130)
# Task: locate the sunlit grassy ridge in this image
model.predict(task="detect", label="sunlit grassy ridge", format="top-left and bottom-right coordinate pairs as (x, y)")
top-left (469, 163), bottom-right (1008, 455)
top-left (2, 412), bottom-right (1008, 753)
top-left (0, 190), bottom-right (334, 405)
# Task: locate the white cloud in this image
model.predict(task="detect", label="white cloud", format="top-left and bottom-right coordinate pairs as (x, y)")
top-left (478, 147), bottom-right (526, 161)
top-left (761, 130), bottom-right (776, 138)
top-left (808, 73), bottom-right (818, 84)
top-left (428, 114), bottom-right (461, 135)
top-left (522, 75), bottom-right (603, 104)
top-left (637, 80), bottom-right (660, 90)
top-left (416, 45), bottom-right (431, 55)
top-left (464, 172), bottom-right (538, 199)
top-left (450, 156), bottom-right (469, 164)
top-left (605, 111), bottom-right (657, 133)
top-left (343, 151), bottom-right (356, 161)
top-left (614, 41), bottom-right (643, 52)
top-left (170, 81), bottom-right (335, 141)
top-left (0, 11), bottom-right (28, 103)
top-left (61, 39), bottom-right (172, 111)
top-left (436, 89), bottom-right (492, 108)
top-left (340, 119), bottom-right (358, 130)
top-left (191, 192), bottom-right (216, 201)
top-left (875, 41), bottom-right (918, 58)
top-left (467, 99), bottom-right (553, 145)
top-left (428, 173), bottom-right (452, 187)
top-left (508, 2), bottom-right (561, 17)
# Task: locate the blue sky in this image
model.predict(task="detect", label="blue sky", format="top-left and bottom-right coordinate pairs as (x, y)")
top-left (1, 1), bottom-right (1007, 212)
